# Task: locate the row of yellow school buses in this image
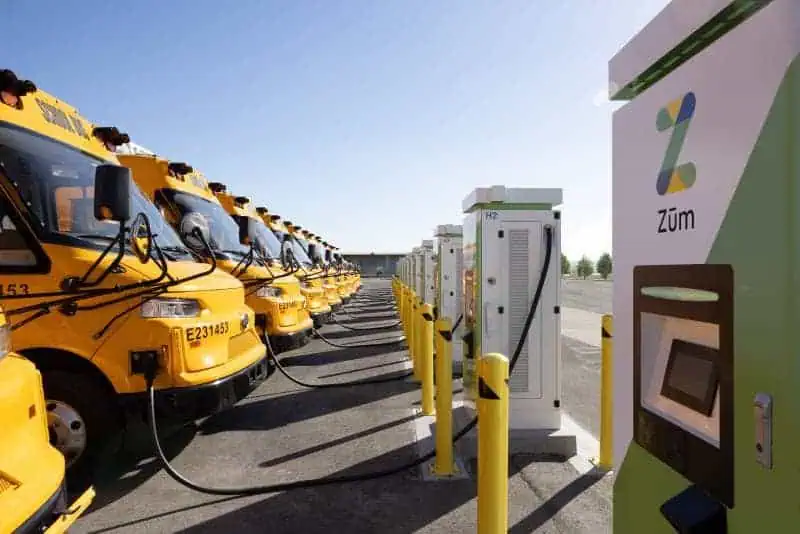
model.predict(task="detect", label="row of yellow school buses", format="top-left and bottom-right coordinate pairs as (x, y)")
top-left (0, 68), bottom-right (360, 532)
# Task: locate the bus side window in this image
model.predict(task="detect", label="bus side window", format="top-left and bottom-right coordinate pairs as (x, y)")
top-left (154, 190), bottom-right (179, 226)
top-left (0, 206), bottom-right (36, 267)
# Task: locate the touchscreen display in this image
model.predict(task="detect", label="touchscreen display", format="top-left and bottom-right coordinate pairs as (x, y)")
top-left (661, 339), bottom-right (719, 416)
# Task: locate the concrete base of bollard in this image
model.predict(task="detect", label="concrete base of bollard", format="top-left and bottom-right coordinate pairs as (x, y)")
top-left (409, 407), bottom-right (470, 481)
top-left (451, 398), bottom-right (578, 460)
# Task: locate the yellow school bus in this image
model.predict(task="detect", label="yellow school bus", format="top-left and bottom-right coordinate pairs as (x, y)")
top-left (300, 229), bottom-right (357, 305)
top-left (280, 222), bottom-right (335, 326)
top-left (305, 232), bottom-right (346, 309)
top-left (0, 68), bottom-right (267, 483)
top-left (313, 236), bottom-right (351, 308)
top-left (326, 243), bottom-right (355, 303)
top-left (0, 306), bottom-right (94, 533)
top-left (262, 213), bottom-right (343, 313)
top-left (213, 194), bottom-right (331, 328)
top-left (334, 247), bottom-right (361, 297)
top-left (115, 155), bottom-right (313, 353)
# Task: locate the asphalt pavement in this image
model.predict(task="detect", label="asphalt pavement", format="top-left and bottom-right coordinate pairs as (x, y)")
top-left (561, 279), bottom-right (612, 314)
top-left (70, 278), bottom-right (613, 534)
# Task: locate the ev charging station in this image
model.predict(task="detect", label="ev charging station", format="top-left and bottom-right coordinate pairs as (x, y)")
top-left (434, 224), bottom-right (464, 373)
top-left (459, 186), bottom-right (568, 438)
top-left (611, 1), bottom-right (793, 531)
top-left (411, 247), bottom-right (422, 297)
top-left (419, 240), bottom-right (436, 305)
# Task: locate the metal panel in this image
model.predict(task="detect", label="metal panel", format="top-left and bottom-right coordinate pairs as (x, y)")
top-left (508, 228), bottom-right (531, 393)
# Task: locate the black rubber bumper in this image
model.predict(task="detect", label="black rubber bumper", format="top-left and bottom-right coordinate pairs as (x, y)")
top-left (120, 353), bottom-right (270, 422)
top-left (341, 295), bottom-right (351, 305)
top-left (269, 327), bottom-right (312, 354)
top-left (311, 311), bottom-right (331, 329)
top-left (331, 302), bottom-right (343, 312)
top-left (15, 481), bottom-right (68, 534)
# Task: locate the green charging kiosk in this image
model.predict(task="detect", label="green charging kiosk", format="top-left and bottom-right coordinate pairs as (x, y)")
top-left (610, 0), bottom-right (794, 532)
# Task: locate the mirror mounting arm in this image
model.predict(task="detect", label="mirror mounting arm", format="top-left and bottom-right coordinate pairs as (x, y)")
top-left (63, 223), bottom-right (127, 292)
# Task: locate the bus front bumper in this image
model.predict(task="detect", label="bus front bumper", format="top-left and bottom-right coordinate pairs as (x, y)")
top-left (120, 352), bottom-right (270, 422)
top-left (269, 327), bottom-right (312, 354)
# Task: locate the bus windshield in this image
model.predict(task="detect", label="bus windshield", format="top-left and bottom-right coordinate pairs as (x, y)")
top-left (158, 189), bottom-right (249, 257)
top-left (233, 214), bottom-right (282, 261)
top-left (271, 228), bottom-right (312, 266)
top-left (292, 236), bottom-right (314, 266)
top-left (307, 241), bottom-right (324, 264)
top-left (0, 122), bottom-right (191, 258)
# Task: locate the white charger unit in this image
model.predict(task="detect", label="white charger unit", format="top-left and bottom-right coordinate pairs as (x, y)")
top-left (435, 224), bottom-right (464, 370)
top-left (461, 185), bottom-right (563, 430)
top-left (420, 240), bottom-right (436, 305)
top-left (411, 247), bottom-right (422, 297)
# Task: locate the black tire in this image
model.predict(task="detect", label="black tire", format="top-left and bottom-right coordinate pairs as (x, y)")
top-left (41, 370), bottom-right (122, 491)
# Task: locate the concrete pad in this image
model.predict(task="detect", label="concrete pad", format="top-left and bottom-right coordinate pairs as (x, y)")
top-left (451, 399), bottom-right (578, 460)
top-left (561, 307), bottom-right (604, 348)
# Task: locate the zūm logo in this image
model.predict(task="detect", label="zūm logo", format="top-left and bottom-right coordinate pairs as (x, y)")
top-left (656, 92), bottom-right (696, 195)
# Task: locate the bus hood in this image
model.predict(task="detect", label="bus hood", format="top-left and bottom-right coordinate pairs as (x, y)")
top-left (121, 258), bottom-right (244, 293)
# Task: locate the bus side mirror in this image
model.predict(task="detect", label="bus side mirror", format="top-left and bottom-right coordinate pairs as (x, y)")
top-left (94, 164), bottom-right (132, 222)
top-left (237, 216), bottom-right (265, 255)
top-left (236, 216), bottom-right (257, 246)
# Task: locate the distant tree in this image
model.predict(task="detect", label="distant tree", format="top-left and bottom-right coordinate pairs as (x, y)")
top-left (561, 253), bottom-right (571, 275)
top-left (596, 253), bottom-right (612, 280)
top-left (576, 255), bottom-right (594, 280)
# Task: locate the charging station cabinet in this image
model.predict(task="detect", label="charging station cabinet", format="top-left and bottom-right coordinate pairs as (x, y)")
top-left (611, 1), bottom-right (795, 531)
top-left (411, 246), bottom-right (422, 298)
top-left (434, 224), bottom-right (464, 372)
top-left (460, 186), bottom-right (563, 431)
top-left (420, 240), bottom-right (436, 305)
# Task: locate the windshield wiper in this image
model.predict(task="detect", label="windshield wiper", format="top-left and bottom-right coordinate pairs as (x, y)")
top-left (159, 245), bottom-right (191, 255)
top-left (220, 249), bottom-right (248, 257)
top-left (74, 234), bottom-right (119, 242)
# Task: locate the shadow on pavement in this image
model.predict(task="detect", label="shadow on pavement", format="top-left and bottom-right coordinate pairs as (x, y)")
top-left (317, 359), bottom-right (409, 378)
top-left (175, 441), bottom-right (475, 534)
top-left (258, 413), bottom-right (418, 469)
top-left (508, 468), bottom-right (605, 534)
top-left (198, 372), bottom-right (416, 435)
top-left (333, 311), bottom-right (398, 323)
top-left (278, 343), bottom-right (403, 367)
top-left (319, 326), bottom-right (402, 341)
top-left (81, 419), bottom-right (198, 516)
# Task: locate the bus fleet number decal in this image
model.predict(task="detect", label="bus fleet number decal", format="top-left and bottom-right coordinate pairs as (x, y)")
top-left (0, 283), bottom-right (30, 296)
top-left (186, 321), bottom-right (230, 343)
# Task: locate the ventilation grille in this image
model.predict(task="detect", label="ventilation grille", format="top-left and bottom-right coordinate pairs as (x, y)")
top-left (508, 229), bottom-right (530, 393)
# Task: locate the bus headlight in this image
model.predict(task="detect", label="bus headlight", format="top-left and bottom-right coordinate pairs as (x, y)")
top-left (0, 323), bottom-right (10, 360)
top-left (256, 286), bottom-right (282, 298)
top-left (141, 298), bottom-right (201, 318)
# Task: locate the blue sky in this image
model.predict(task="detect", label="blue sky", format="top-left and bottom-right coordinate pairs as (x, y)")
top-left (3, 0), bottom-right (668, 261)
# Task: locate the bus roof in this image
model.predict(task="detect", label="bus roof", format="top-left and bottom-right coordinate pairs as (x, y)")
top-left (1, 81), bottom-right (119, 163)
top-left (117, 152), bottom-right (220, 204)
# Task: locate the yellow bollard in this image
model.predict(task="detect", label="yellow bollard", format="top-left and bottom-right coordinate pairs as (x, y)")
top-left (599, 314), bottom-right (613, 470)
top-left (477, 353), bottom-right (509, 534)
top-left (433, 317), bottom-right (455, 475)
top-left (411, 297), bottom-right (420, 381)
top-left (399, 286), bottom-right (405, 329)
top-left (420, 303), bottom-right (435, 416)
top-left (407, 291), bottom-right (415, 347)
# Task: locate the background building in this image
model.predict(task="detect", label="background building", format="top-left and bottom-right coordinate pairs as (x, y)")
top-left (343, 252), bottom-right (406, 277)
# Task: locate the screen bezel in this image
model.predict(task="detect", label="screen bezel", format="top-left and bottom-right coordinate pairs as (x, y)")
top-left (661, 339), bottom-right (719, 417)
